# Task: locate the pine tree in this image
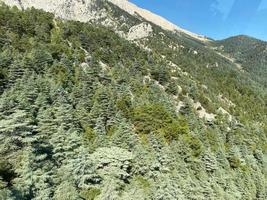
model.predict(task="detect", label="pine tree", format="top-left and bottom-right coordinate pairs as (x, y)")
top-left (152, 174), bottom-right (185, 200)
top-left (7, 59), bottom-right (25, 87)
top-left (49, 125), bottom-right (82, 166)
top-left (36, 107), bottom-right (57, 142)
top-left (53, 93), bottom-right (79, 131)
top-left (90, 85), bottom-right (116, 134)
top-left (0, 48), bottom-right (13, 94)
top-left (0, 109), bottom-right (37, 154)
top-left (12, 146), bottom-right (55, 200)
top-left (54, 181), bottom-right (80, 200)
top-left (110, 118), bottom-right (138, 150)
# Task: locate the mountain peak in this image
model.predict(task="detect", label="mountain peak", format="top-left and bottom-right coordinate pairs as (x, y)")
top-left (1, 0), bottom-right (100, 21)
top-left (1, 0), bottom-right (209, 42)
top-left (109, 0), bottom-right (209, 42)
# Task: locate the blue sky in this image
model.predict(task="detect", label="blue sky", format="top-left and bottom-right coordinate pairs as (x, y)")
top-left (129, 0), bottom-right (267, 41)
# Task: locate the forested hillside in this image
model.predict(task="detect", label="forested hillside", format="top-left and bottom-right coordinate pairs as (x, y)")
top-left (0, 3), bottom-right (266, 200)
top-left (213, 35), bottom-right (267, 87)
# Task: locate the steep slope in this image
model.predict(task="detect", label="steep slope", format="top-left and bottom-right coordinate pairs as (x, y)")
top-left (1, 0), bottom-right (209, 42)
top-left (1, 0), bottom-right (107, 22)
top-left (0, 2), bottom-right (266, 200)
top-left (108, 0), bottom-right (209, 42)
top-left (212, 35), bottom-right (267, 87)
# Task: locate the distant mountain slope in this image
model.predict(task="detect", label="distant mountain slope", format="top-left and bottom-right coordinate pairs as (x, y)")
top-left (213, 35), bottom-right (267, 87)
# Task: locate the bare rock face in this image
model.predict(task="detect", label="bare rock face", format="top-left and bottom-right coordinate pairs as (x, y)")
top-left (108, 0), bottom-right (209, 42)
top-left (1, 0), bottom-right (209, 42)
top-left (0, 0), bottom-right (20, 7)
top-left (127, 22), bottom-right (153, 40)
top-left (109, 0), bottom-right (179, 31)
top-left (1, 0), bottom-right (104, 22)
top-left (193, 102), bottom-right (216, 121)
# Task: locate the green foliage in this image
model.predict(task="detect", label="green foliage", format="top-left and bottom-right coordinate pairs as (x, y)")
top-left (0, 161), bottom-right (16, 186)
top-left (160, 118), bottom-right (189, 142)
top-left (131, 103), bottom-right (189, 142)
top-left (182, 134), bottom-right (203, 157)
top-left (132, 103), bottom-right (173, 135)
top-left (228, 156), bottom-right (241, 169)
top-left (150, 64), bottom-right (171, 85)
top-left (83, 126), bottom-right (97, 142)
top-left (197, 93), bottom-right (215, 113)
top-left (116, 95), bottom-right (132, 118)
top-left (134, 176), bottom-right (151, 189)
top-left (0, 3), bottom-right (266, 200)
top-left (214, 35), bottom-right (267, 87)
top-left (165, 80), bottom-right (180, 95)
top-left (80, 188), bottom-right (101, 200)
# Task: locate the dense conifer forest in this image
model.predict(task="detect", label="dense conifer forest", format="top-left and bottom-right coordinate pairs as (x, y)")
top-left (0, 3), bottom-right (266, 200)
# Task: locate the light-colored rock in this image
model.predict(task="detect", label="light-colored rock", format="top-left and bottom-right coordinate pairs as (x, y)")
top-left (217, 107), bottom-right (233, 121)
top-left (1, 0), bottom-right (105, 22)
top-left (154, 80), bottom-right (165, 90)
top-left (127, 22), bottom-right (153, 40)
top-left (177, 85), bottom-right (183, 94)
top-left (214, 50), bottom-right (243, 70)
top-left (109, 0), bottom-right (209, 42)
top-left (171, 76), bottom-right (178, 80)
top-left (1, 0), bottom-right (21, 7)
top-left (202, 84), bottom-right (208, 90)
top-left (80, 62), bottom-right (89, 72)
top-left (182, 71), bottom-right (189, 76)
top-left (99, 61), bottom-right (109, 71)
top-left (1, 0), bottom-right (209, 43)
top-left (143, 75), bottom-right (151, 84)
top-left (176, 101), bottom-right (185, 113)
top-left (193, 102), bottom-right (216, 121)
top-left (218, 94), bottom-right (236, 107)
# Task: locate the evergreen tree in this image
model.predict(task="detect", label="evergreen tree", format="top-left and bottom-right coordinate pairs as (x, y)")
top-left (110, 118), bottom-right (138, 150)
top-left (90, 85), bottom-right (116, 134)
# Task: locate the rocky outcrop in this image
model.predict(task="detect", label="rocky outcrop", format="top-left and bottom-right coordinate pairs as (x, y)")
top-left (1, 0), bottom-right (209, 42)
top-left (193, 102), bottom-right (216, 121)
top-left (127, 22), bottom-right (153, 40)
top-left (1, 0), bottom-right (105, 22)
top-left (109, 0), bottom-right (209, 42)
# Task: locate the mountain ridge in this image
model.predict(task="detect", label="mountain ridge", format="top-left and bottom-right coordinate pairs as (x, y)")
top-left (109, 0), bottom-right (209, 42)
top-left (213, 34), bottom-right (267, 86)
top-left (2, 0), bottom-right (266, 43)
top-left (0, 0), bottom-right (210, 42)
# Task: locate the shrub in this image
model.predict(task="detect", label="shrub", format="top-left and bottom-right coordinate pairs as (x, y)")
top-left (116, 95), bottom-right (132, 118)
top-left (134, 176), bottom-right (150, 189)
top-left (160, 119), bottom-right (189, 142)
top-left (132, 103), bottom-right (189, 141)
top-left (228, 156), bottom-right (241, 169)
top-left (80, 188), bottom-right (101, 200)
top-left (150, 65), bottom-right (171, 85)
top-left (181, 134), bottom-right (203, 157)
top-left (83, 126), bottom-right (96, 142)
top-left (132, 103), bottom-right (173, 135)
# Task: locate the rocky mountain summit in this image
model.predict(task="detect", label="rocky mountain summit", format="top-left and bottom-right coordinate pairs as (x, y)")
top-left (2, 0), bottom-right (209, 42)
top-left (109, 0), bottom-right (209, 41)
top-left (2, 0), bottom-right (103, 21)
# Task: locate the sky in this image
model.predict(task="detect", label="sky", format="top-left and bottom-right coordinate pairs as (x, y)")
top-left (129, 0), bottom-right (267, 41)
